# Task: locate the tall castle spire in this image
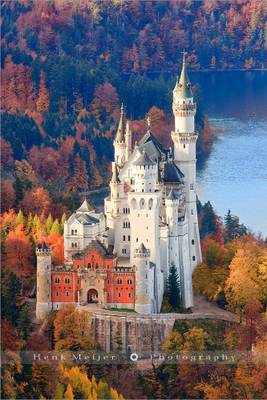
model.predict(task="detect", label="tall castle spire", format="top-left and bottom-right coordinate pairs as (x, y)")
top-left (174, 51), bottom-right (193, 99)
top-left (115, 103), bottom-right (126, 143)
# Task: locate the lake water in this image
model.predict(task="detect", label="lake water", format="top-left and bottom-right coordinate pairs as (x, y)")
top-left (191, 71), bottom-right (267, 236)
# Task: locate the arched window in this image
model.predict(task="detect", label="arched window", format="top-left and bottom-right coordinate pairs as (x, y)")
top-left (140, 198), bottom-right (145, 209)
top-left (118, 293), bottom-right (121, 298)
top-left (66, 291), bottom-right (69, 297)
top-left (148, 198), bottom-right (153, 209)
top-left (127, 279), bottom-right (132, 285)
top-left (54, 277), bottom-right (60, 283)
top-left (65, 277), bottom-right (70, 284)
top-left (128, 293), bottom-right (131, 298)
top-left (131, 198), bottom-right (137, 209)
top-left (117, 278), bottom-right (122, 284)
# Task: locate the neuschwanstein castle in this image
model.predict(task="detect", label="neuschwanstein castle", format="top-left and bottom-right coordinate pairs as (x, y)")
top-left (36, 55), bottom-right (202, 320)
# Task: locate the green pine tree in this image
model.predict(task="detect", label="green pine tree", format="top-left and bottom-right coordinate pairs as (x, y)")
top-left (167, 263), bottom-right (180, 310)
top-left (50, 219), bottom-right (61, 234)
top-left (46, 213), bottom-right (53, 234)
top-left (17, 303), bottom-right (32, 340)
top-left (60, 213), bottom-right (67, 234)
top-left (14, 209), bottom-right (25, 227)
top-left (1, 270), bottom-right (22, 325)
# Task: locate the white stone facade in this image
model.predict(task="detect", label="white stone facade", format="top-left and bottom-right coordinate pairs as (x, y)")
top-left (59, 57), bottom-right (201, 313)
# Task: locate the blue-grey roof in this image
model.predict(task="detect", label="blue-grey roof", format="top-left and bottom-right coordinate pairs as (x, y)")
top-left (162, 160), bottom-right (184, 184)
top-left (75, 214), bottom-right (99, 225)
top-left (133, 151), bottom-right (155, 166)
top-left (174, 54), bottom-right (193, 98)
top-left (138, 130), bottom-right (167, 162)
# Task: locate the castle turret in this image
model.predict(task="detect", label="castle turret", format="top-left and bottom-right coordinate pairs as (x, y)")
top-left (125, 120), bottom-right (132, 161)
top-left (134, 243), bottom-right (153, 314)
top-left (36, 242), bottom-right (52, 320)
top-left (171, 52), bottom-right (202, 270)
top-left (132, 150), bottom-right (157, 193)
top-left (114, 104), bottom-right (127, 167)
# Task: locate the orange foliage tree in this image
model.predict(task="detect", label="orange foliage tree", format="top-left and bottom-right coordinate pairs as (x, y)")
top-left (20, 187), bottom-right (52, 219)
top-left (4, 223), bottom-right (34, 278)
top-left (1, 179), bottom-right (15, 212)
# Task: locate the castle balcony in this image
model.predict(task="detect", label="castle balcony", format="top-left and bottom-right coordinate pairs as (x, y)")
top-left (114, 266), bottom-right (135, 273)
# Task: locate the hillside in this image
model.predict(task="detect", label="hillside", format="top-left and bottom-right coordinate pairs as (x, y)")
top-left (1, 0), bottom-right (266, 215)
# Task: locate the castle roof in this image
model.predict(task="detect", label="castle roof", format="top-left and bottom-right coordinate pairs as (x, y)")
top-left (37, 242), bottom-right (49, 250)
top-left (174, 53), bottom-right (193, 99)
top-left (133, 150), bottom-right (155, 167)
top-left (138, 130), bottom-right (166, 162)
top-left (162, 160), bottom-right (184, 184)
top-left (75, 214), bottom-right (99, 225)
top-left (138, 242), bottom-right (148, 253)
top-left (115, 104), bottom-right (126, 143)
top-left (77, 199), bottom-right (94, 213)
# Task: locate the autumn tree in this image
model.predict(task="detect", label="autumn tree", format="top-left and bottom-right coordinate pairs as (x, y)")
top-left (13, 160), bottom-right (36, 202)
top-left (20, 187), bottom-right (52, 218)
top-left (36, 71), bottom-right (50, 113)
top-left (4, 223), bottom-right (34, 279)
top-left (0, 137), bottom-right (14, 170)
top-left (1, 179), bottom-right (15, 211)
top-left (225, 242), bottom-right (265, 321)
top-left (53, 305), bottom-right (96, 351)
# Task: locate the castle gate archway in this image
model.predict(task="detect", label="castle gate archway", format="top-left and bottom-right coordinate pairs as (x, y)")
top-left (87, 288), bottom-right (98, 303)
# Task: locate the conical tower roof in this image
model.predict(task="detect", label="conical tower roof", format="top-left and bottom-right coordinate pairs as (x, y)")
top-left (174, 52), bottom-right (193, 98)
top-left (115, 103), bottom-right (126, 143)
top-left (138, 242), bottom-right (148, 253)
top-left (77, 199), bottom-right (94, 213)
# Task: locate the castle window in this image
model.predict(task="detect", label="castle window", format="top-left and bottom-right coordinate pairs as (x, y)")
top-left (123, 235), bottom-right (126, 241)
top-left (118, 293), bottom-right (121, 298)
top-left (127, 279), bottom-right (132, 285)
top-left (96, 263), bottom-right (99, 269)
top-left (66, 292), bottom-right (69, 296)
top-left (191, 209), bottom-right (194, 215)
top-left (128, 235), bottom-right (130, 241)
top-left (122, 249), bottom-right (126, 254)
top-left (71, 229), bottom-right (74, 235)
top-left (192, 239), bottom-right (195, 245)
top-left (128, 293), bottom-right (131, 298)
top-left (136, 238), bottom-right (138, 242)
top-left (55, 277), bottom-right (60, 283)
top-left (65, 277), bottom-right (70, 284)
top-left (117, 278), bottom-right (122, 284)
top-left (190, 183), bottom-right (194, 190)
top-left (183, 144), bottom-right (186, 149)
top-left (56, 292), bottom-right (59, 296)
top-left (192, 256), bottom-right (196, 261)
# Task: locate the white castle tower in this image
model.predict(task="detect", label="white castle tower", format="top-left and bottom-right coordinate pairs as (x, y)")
top-left (134, 243), bottom-right (153, 314)
top-left (114, 104), bottom-right (127, 167)
top-left (36, 243), bottom-right (52, 320)
top-left (171, 52), bottom-right (202, 270)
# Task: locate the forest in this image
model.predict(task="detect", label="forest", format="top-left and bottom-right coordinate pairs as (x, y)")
top-left (1, 1), bottom-right (267, 399)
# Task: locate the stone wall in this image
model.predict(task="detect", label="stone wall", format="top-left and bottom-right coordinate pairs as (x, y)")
top-left (88, 309), bottom-right (237, 353)
top-left (90, 311), bottom-right (175, 353)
